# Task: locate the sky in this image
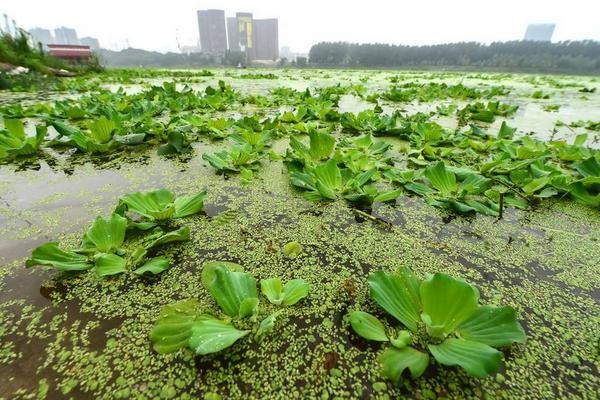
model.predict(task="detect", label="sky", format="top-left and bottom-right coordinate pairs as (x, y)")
top-left (2, 0), bottom-right (600, 53)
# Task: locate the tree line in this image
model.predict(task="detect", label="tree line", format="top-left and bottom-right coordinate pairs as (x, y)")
top-left (308, 41), bottom-right (600, 74)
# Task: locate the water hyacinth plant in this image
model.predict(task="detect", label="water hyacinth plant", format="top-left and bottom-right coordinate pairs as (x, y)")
top-left (117, 188), bottom-right (207, 225)
top-left (0, 119), bottom-right (46, 159)
top-left (26, 189), bottom-right (206, 278)
top-left (349, 268), bottom-right (526, 382)
top-left (150, 261), bottom-right (310, 355)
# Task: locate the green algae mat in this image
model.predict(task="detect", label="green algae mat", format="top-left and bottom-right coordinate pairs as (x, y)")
top-left (0, 69), bottom-right (599, 399)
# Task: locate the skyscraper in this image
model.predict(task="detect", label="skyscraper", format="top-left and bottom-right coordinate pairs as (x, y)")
top-left (254, 19), bottom-right (279, 60)
top-left (80, 37), bottom-right (100, 51)
top-left (197, 9), bottom-right (227, 53)
top-left (236, 12), bottom-right (255, 60)
top-left (523, 24), bottom-right (556, 42)
top-left (226, 17), bottom-right (240, 51)
top-left (54, 27), bottom-right (79, 45)
top-left (29, 28), bottom-right (54, 47)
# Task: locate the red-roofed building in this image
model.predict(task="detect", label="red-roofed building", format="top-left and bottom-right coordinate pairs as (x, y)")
top-left (47, 44), bottom-right (93, 62)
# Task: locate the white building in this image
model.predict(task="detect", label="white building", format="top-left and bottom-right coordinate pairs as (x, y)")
top-left (523, 24), bottom-right (556, 42)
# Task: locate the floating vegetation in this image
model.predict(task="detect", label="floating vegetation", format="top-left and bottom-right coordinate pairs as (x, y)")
top-left (0, 68), bottom-right (599, 399)
top-left (150, 262), bottom-right (309, 355)
top-left (26, 189), bottom-right (206, 277)
top-left (349, 268), bottom-right (526, 382)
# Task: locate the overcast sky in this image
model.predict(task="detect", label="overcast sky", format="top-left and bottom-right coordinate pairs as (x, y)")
top-left (3, 0), bottom-right (599, 53)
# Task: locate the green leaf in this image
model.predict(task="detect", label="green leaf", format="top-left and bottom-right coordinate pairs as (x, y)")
top-left (522, 177), bottom-right (549, 194)
top-left (255, 311), bottom-right (282, 343)
top-left (0, 122), bottom-right (46, 158)
top-left (240, 167), bottom-right (253, 184)
top-left (174, 191), bottom-right (207, 218)
top-left (428, 338), bottom-right (502, 378)
top-left (534, 187), bottom-right (558, 198)
top-left (0, 119), bottom-right (48, 158)
top-left (497, 121), bottom-right (516, 139)
top-left (4, 119), bottom-right (26, 140)
top-left (308, 130), bottom-right (335, 160)
top-left (573, 133), bottom-right (588, 147)
top-left (260, 277), bottom-right (309, 306)
top-left (349, 311), bottom-right (388, 341)
top-left (133, 256), bottom-right (171, 276)
top-left (83, 213), bottom-right (127, 253)
top-left (119, 189), bottom-right (176, 221)
top-left (470, 110), bottom-right (495, 123)
top-left (149, 299), bottom-right (200, 354)
top-left (94, 253), bottom-right (127, 277)
top-left (569, 182), bottom-right (600, 207)
top-left (314, 159), bottom-right (342, 199)
top-left (575, 157), bottom-right (600, 178)
top-left (207, 265), bottom-right (259, 318)
top-left (188, 315), bottom-right (250, 355)
top-left (390, 330), bottom-right (411, 349)
top-left (238, 297), bottom-right (259, 318)
top-left (128, 221), bottom-right (158, 231)
top-left (405, 182), bottom-right (436, 196)
top-left (158, 131), bottom-right (190, 155)
top-left (130, 246), bottom-right (147, 267)
top-left (367, 268), bottom-right (421, 331)
top-left (419, 273), bottom-right (479, 337)
top-left (380, 346), bottom-right (430, 383)
top-left (281, 279), bottom-right (309, 306)
top-left (26, 242), bottom-right (92, 271)
top-left (282, 241), bottom-right (303, 258)
top-left (89, 116), bottom-right (115, 144)
top-left (425, 161), bottom-right (457, 196)
top-left (145, 226), bottom-right (190, 249)
top-left (201, 261), bottom-right (244, 289)
top-left (457, 305), bottom-right (526, 347)
top-left (374, 189), bottom-right (402, 203)
top-left (261, 278), bottom-right (284, 305)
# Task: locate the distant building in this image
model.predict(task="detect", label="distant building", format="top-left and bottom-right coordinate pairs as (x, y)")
top-left (236, 12), bottom-right (256, 60)
top-left (29, 28), bottom-right (53, 47)
top-left (523, 24), bottom-right (555, 42)
top-left (254, 19), bottom-right (278, 60)
top-left (80, 37), bottom-right (100, 51)
top-left (47, 44), bottom-right (92, 62)
top-left (54, 27), bottom-right (79, 45)
top-left (197, 9), bottom-right (227, 53)
top-left (197, 10), bottom-right (279, 61)
top-left (280, 46), bottom-right (292, 60)
top-left (226, 17), bottom-right (240, 51)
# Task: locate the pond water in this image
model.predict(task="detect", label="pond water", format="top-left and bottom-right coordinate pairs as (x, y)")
top-left (0, 69), bottom-right (599, 399)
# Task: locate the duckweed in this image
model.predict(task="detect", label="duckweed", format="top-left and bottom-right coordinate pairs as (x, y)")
top-left (0, 68), bottom-right (599, 399)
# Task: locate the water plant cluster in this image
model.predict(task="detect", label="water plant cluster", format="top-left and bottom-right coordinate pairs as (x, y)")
top-left (1, 68), bottom-right (599, 399)
top-left (349, 269), bottom-right (526, 381)
top-left (151, 262), bottom-right (309, 355)
top-left (2, 77), bottom-right (599, 217)
top-left (27, 189), bottom-right (207, 277)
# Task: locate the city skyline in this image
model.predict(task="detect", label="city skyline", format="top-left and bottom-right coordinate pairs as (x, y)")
top-left (3, 0), bottom-right (600, 53)
top-left (197, 10), bottom-right (279, 61)
top-left (27, 25), bottom-right (100, 49)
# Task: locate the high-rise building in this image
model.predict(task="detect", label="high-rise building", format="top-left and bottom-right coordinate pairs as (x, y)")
top-left (254, 19), bottom-right (278, 60)
top-left (523, 24), bottom-right (555, 42)
top-left (280, 46), bottom-right (292, 59)
top-left (29, 28), bottom-right (54, 47)
top-left (80, 37), bottom-right (100, 51)
top-left (54, 27), bottom-right (79, 45)
top-left (197, 9), bottom-right (227, 53)
top-left (236, 12), bottom-right (255, 60)
top-left (226, 17), bottom-right (240, 51)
